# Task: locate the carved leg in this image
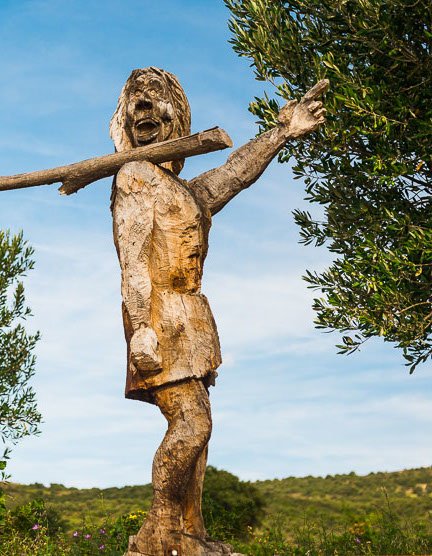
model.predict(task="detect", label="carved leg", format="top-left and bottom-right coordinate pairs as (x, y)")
top-left (182, 444), bottom-right (208, 537)
top-left (133, 379), bottom-right (212, 556)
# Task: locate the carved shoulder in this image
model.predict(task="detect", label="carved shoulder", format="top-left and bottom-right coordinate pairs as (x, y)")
top-left (115, 161), bottom-right (160, 195)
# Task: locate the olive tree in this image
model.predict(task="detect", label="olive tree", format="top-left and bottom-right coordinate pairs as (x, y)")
top-left (225, 0), bottom-right (432, 371)
top-left (0, 230), bottom-right (40, 463)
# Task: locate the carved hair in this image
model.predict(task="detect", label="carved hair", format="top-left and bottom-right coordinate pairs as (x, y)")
top-left (110, 67), bottom-right (191, 174)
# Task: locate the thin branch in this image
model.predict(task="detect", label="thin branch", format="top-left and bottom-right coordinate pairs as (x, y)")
top-left (0, 127), bottom-right (233, 196)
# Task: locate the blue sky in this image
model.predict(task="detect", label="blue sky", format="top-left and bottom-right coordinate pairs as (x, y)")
top-left (0, 0), bottom-right (430, 488)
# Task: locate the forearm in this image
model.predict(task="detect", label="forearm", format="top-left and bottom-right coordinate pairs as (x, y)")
top-left (190, 124), bottom-right (291, 215)
top-left (190, 80), bottom-right (328, 215)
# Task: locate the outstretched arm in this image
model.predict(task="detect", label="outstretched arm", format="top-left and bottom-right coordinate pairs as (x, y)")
top-left (189, 80), bottom-right (328, 215)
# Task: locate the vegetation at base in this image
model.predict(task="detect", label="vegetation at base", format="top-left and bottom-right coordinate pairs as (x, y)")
top-left (225, 0), bottom-right (432, 372)
top-left (233, 508), bottom-right (432, 555)
top-left (2, 466), bottom-right (432, 554)
top-left (2, 481), bottom-right (154, 534)
top-left (203, 466), bottom-right (264, 540)
top-left (0, 499), bottom-right (145, 555)
top-left (2, 467), bottom-right (264, 538)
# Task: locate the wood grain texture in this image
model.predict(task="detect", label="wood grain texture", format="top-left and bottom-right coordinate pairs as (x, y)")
top-left (111, 69), bottom-right (328, 556)
top-left (112, 161), bottom-right (222, 402)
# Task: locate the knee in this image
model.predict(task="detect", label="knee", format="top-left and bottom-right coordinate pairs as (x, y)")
top-left (169, 407), bottom-right (211, 459)
top-left (188, 408), bottom-right (212, 447)
top-left (170, 404), bottom-right (211, 452)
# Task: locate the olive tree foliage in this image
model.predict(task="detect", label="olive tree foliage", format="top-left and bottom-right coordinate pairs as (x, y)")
top-left (225, 0), bottom-right (432, 371)
top-left (0, 230), bottom-right (41, 462)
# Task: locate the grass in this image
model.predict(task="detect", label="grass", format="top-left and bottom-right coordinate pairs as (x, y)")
top-left (2, 466), bottom-right (432, 555)
top-left (4, 466), bottom-right (432, 534)
top-left (1, 506), bottom-right (432, 555)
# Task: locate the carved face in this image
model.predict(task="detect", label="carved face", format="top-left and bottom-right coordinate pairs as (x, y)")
top-left (111, 67), bottom-right (191, 173)
top-left (125, 74), bottom-right (175, 147)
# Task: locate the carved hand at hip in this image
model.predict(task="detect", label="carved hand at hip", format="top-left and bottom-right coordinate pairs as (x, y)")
top-left (130, 326), bottom-right (162, 372)
top-left (278, 79), bottom-right (329, 139)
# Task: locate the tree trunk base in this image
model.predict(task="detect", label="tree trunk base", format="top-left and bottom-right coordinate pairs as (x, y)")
top-left (123, 533), bottom-right (246, 556)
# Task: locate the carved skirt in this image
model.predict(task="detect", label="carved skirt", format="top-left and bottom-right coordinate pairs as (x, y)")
top-left (123, 290), bottom-right (221, 404)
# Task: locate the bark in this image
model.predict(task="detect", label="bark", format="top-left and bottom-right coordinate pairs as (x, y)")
top-left (0, 127), bottom-right (232, 195)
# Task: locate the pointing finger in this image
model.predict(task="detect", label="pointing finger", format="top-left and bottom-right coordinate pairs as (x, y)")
top-left (307, 101), bottom-right (323, 112)
top-left (301, 79), bottom-right (330, 103)
top-left (313, 108), bottom-right (327, 119)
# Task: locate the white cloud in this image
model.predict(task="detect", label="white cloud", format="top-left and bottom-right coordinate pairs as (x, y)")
top-left (5, 184), bottom-right (429, 488)
top-left (1, 0), bottom-right (431, 489)
top-left (206, 271), bottom-right (317, 349)
top-left (209, 385), bottom-right (432, 481)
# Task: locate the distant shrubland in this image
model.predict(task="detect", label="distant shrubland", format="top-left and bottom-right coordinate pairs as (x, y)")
top-left (1, 466), bottom-right (432, 554)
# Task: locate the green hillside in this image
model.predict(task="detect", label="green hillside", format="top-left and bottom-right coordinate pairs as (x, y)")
top-left (4, 466), bottom-right (432, 534)
top-left (256, 466), bottom-right (432, 529)
top-left (4, 482), bottom-right (153, 532)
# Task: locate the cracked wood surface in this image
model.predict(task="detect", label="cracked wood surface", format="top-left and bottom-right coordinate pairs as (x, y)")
top-left (111, 72), bottom-right (328, 556)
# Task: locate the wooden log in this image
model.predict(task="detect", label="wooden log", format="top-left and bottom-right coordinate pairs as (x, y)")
top-left (0, 127), bottom-right (232, 196)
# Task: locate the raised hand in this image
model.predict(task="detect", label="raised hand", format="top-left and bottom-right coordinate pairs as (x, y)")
top-left (278, 79), bottom-right (329, 138)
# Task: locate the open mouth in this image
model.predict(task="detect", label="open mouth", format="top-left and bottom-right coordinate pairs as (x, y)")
top-left (135, 119), bottom-right (160, 145)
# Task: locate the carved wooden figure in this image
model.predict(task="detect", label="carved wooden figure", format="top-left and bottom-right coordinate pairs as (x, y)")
top-left (109, 67), bottom-right (328, 556)
top-left (0, 67), bottom-right (328, 556)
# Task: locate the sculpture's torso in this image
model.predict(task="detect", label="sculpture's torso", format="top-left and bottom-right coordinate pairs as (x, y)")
top-left (113, 161), bottom-right (221, 403)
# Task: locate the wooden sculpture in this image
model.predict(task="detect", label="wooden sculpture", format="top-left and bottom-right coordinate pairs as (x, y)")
top-left (0, 66), bottom-right (327, 556)
top-left (109, 67), bottom-right (327, 556)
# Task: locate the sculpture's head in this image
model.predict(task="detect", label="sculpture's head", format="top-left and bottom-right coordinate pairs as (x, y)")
top-left (110, 67), bottom-right (191, 174)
